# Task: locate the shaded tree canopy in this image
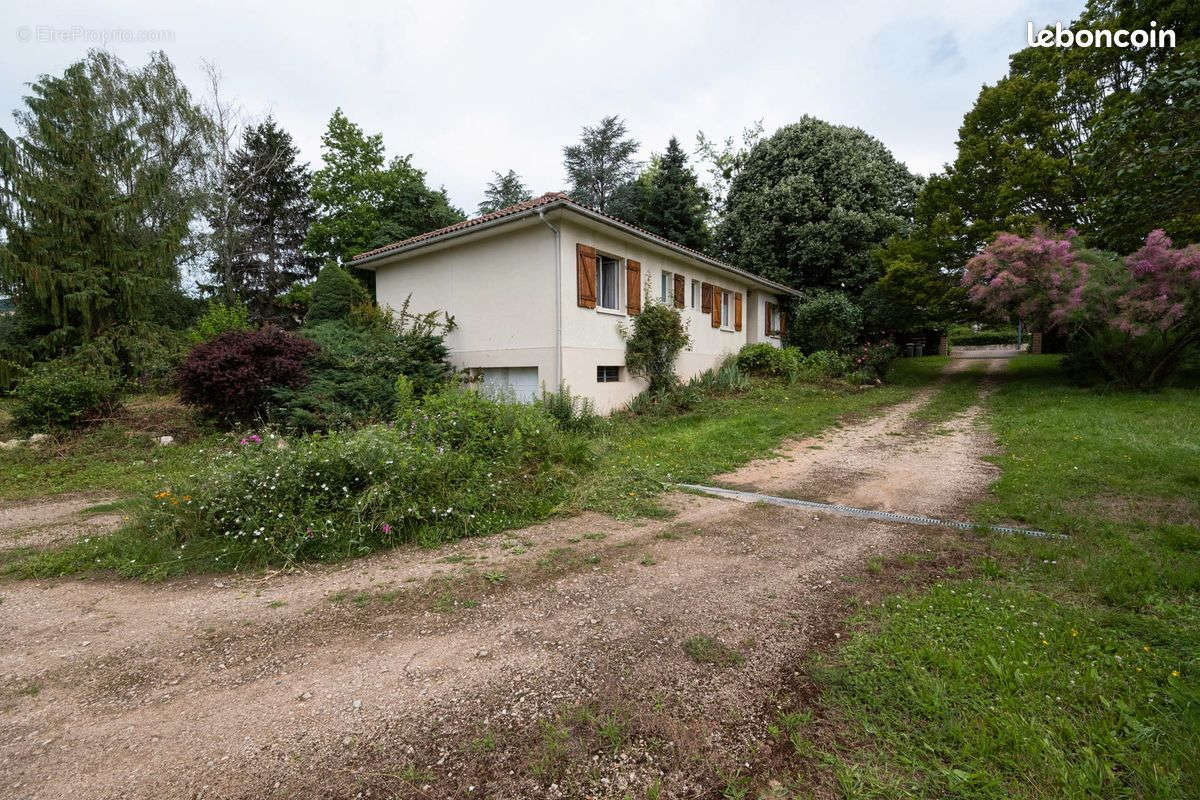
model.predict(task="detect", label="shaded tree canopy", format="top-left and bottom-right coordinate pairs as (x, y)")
top-left (717, 117), bottom-right (919, 294)
top-left (305, 109), bottom-right (463, 266)
top-left (478, 169), bottom-right (532, 214)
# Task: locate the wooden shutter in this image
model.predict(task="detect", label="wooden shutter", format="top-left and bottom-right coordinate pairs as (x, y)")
top-left (779, 307), bottom-right (787, 337)
top-left (576, 244), bottom-right (597, 308)
top-left (711, 289), bottom-right (722, 328)
top-left (701, 282), bottom-right (713, 313)
top-left (626, 259), bottom-right (641, 315)
top-left (673, 274), bottom-right (685, 309)
top-left (734, 292), bottom-right (743, 332)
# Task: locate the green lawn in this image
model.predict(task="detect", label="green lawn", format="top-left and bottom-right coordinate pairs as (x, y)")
top-left (801, 355), bottom-right (1200, 799)
top-left (571, 358), bottom-right (942, 517)
top-left (5, 360), bottom-right (949, 579)
top-left (0, 424), bottom-right (225, 501)
top-left (910, 360), bottom-right (986, 425)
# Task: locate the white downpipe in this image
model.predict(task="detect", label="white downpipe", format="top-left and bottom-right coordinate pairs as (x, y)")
top-left (538, 209), bottom-right (563, 389)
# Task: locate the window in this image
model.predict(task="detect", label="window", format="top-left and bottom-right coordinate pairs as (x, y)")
top-left (660, 270), bottom-right (674, 303)
top-left (596, 254), bottom-right (621, 310)
top-left (721, 290), bottom-right (732, 329)
top-left (479, 367), bottom-right (539, 403)
top-left (597, 365), bottom-right (621, 383)
top-left (691, 279), bottom-right (699, 308)
top-left (765, 302), bottom-right (783, 336)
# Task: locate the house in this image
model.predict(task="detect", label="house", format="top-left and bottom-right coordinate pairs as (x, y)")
top-left (350, 192), bottom-right (798, 412)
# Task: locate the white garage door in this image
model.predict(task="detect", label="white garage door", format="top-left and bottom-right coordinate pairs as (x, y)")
top-left (479, 367), bottom-right (539, 403)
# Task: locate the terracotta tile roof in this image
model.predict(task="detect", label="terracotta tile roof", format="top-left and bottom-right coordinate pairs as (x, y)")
top-left (350, 191), bottom-right (799, 296)
top-left (352, 192), bottom-right (571, 262)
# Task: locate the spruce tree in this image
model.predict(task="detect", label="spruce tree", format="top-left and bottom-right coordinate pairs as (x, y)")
top-left (633, 137), bottom-right (711, 251)
top-left (0, 50), bottom-right (207, 366)
top-left (221, 118), bottom-right (317, 316)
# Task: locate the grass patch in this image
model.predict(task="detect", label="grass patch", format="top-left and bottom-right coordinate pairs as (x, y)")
top-left (0, 423), bottom-right (224, 501)
top-left (682, 634), bottom-right (744, 667)
top-left (573, 376), bottom-right (925, 518)
top-left (815, 581), bottom-right (1193, 797)
top-left (5, 369), bottom-right (941, 580)
top-left (911, 361), bottom-right (987, 425)
top-left (0, 394), bottom-right (219, 502)
top-left (884, 355), bottom-right (951, 387)
top-left (802, 355), bottom-right (1200, 798)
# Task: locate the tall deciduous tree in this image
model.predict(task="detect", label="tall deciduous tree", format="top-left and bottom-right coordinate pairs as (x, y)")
top-left (477, 170), bottom-right (532, 214)
top-left (0, 50), bottom-right (208, 366)
top-left (694, 120), bottom-right (764, 225)
top-left (718, 117), bottom-right (919, 294)
top-left (562, 115), bottom-right (639, 212)
top-left (221, 118), bottom-right (317, 317)
top-left (908, 0), bottom-right (1200, 264)
top-left (629, 137), bottom-right (710, 252)
top-left (306, 109), bottom-right (463, 267)
top-left (1087, 45), bottom-right (1200, 253)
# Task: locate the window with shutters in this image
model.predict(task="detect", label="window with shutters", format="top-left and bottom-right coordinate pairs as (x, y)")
top-left (691, 279), bottom-right (699, 308)
top-left (720, 290), bottom-right (733, 331)
top-left (660, 270), bottom-right (674, 303)
top-left (765, 302), bottom-right (783, 336)
top-left (595, 254), bottom-right (621, 310)
top-left (596, 365), bottom-right (621, 383)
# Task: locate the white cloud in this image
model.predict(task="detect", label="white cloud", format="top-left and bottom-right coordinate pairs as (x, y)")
top-left (1, 0), bottom-right (1083, 214)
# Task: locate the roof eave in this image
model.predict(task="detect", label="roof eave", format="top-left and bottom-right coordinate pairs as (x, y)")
top-left (350, 199), bottom-right (800, 298)
top-left (349, 203), bottom-right (560, 268)
top-left (562, 204), bottom-right (801, 297)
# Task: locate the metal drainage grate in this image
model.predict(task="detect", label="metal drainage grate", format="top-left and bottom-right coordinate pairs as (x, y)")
top-left (675, 484), bottom-right (1064, 540)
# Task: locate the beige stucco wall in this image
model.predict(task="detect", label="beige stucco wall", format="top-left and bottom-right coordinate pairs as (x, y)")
top-left (373, 220), bottom-right (558, 390)
top-left (555, 217), bottom-right (781, 411)
top-left (371, 211), bottom-right (786, 414)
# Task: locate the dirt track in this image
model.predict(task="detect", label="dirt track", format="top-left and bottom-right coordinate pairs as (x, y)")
top-left (0, 358), bottom-right (1008, 799)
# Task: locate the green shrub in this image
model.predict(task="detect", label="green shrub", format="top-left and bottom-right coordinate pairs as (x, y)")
top-left (736, 343), bottom-right (779, 373)
top-left (689, 360), bottom-right (752, 393)
top-left (540, 383), bottom-right (602, 433)
top-left (270, 310), bottom-right (453, 431)
top-left (187, 301), bottom-right (251, 345)
top-left (799, 350), bottom-right (854, 379)
top-left (275, 281), bottom-right (314, 321)
top-left (11, 360), bottom-right (121, 431)
top-left (852, 341), bottom-right (899, 379)
top-left (622, 302), bottom-right (691, 393)
top-left (736, 343), bottom-right (802, 380)
top-left (305, 263), bottom-right (370, 324)
top-left (149, 389), bottom-right (584, 564)
top-left (788, 290), bottom-right (862, 354)
top-left (626, 356), bottom-right (752, 416)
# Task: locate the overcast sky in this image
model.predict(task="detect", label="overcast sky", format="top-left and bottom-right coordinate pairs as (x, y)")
top-left (2, 0), bottom-right (1082, 215)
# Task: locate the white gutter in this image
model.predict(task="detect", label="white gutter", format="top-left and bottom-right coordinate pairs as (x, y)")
top-left (537, 209), bottom-right (564, 390)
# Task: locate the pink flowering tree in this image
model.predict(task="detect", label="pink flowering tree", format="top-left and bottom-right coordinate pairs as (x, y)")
top-left (962, 230), bottom-right (1091, 331)
top-left (963, 229), bottom-right (1200, 388)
